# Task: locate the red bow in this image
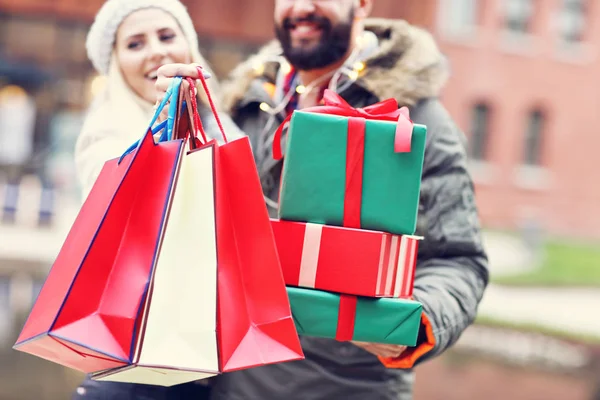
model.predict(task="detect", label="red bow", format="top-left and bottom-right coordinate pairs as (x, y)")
top-left (272, 89), bottom-right (413, 160)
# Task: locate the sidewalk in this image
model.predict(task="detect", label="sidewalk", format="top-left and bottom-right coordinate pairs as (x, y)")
top-left (477, 285), bottom-right (600, 339)
top-left (479, 232), bottom-right (600, 340)
top-left (0, 194), bottom-right (78, 267)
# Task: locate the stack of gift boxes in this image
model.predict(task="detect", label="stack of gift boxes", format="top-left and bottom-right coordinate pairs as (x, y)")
top-left (270, 90), bottom-right (428, 346)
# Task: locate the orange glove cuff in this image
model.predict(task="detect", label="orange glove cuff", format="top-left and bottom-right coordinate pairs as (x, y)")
top-left (378, 312), bottom-right (435, 369)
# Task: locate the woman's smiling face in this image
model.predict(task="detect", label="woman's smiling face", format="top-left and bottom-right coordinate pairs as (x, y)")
top-left (114, 8), bottom-right (191, 103)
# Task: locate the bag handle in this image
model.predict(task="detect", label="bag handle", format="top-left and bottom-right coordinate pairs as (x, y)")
top-left (165, 77), bottom-right (181, 141)
top-left (157, 70), bottom-right (220, 146)
top-left (169, 79), bottom-right (206, 150)
top-left (167, 77), bottom-right (208, 150)
top-left (183, 77), bottom-right (208, 144)
top-left (118, 78), bottom-right (182, 163)
top-left (151, 77), bottom-right (182, 141)
top-left (194, 66), bottom-right (228, 143)
top-left (171, 80), bottom-right (191, 142)
top-left (118, 66), bottom-right (225, 163)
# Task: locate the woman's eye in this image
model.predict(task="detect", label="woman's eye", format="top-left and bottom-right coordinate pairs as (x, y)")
top-left (160, 34), bottom-right (175, 42)
top-left (127, 41), bottom-right (142, 50)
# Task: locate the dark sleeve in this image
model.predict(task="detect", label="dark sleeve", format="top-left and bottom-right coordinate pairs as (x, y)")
top-left (197, 103), bottom-right (247, 143)
top-left (381, 98), bottom-right (489, 368)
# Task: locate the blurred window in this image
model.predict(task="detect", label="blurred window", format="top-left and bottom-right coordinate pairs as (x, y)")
top-left (505, 0), bottom-right (534, 33)
top-left (2, 17), bottom-right (58, 64)
top-left (0, 85), bottom-right (36, 167)
top-left (559, 0), bottom-right (587, 43)
top-left (469, 103), bottom-right (491, 161)
top-left (523, 109), bottom-right (545, 166)
top-left (437, 0), bottom-right (479, 35)
top-left (0, 276), bottom-right (11, 345)
top-left (0, 276), bottom-right (9, 308)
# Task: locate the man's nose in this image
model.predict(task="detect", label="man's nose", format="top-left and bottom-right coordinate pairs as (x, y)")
top-left (291, 0), bottom-right (317, 16)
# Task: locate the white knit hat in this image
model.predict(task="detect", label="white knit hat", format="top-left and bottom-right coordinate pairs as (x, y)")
top-left (86, 0), bottom-right (199, 75)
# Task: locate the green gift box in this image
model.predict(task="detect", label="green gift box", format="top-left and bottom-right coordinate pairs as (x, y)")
top-left (277, 103), bottom-right (427, 235)
top-left (287, 286), bottom-right (422, 346)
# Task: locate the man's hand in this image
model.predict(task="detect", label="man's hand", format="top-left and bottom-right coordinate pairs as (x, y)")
top-left (352, 341), bottom-right (407, 358)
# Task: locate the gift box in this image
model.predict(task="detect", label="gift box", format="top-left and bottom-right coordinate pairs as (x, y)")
top-left (271, 219), bottom-right (420, 298)
top-left (287, 287), bottom-right (422, 345)
top-left (274, 90), bottom-right (427, 236)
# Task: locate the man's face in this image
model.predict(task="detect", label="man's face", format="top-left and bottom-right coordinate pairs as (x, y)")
top-left (274, 0), bottom-right (355, 71)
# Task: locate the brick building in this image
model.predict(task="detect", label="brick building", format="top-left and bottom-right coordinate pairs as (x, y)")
top-left (3, 0), bottom-right (596, 239)
top-left (426, 0), bottom-right (599, 240)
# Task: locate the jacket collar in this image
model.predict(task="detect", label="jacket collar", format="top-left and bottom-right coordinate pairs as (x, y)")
top-left (221, 18), bottom-right (449, 113)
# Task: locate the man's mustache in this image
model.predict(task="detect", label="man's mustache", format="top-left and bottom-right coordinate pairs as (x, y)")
top-left (282, 14), bottom-right (330, 30)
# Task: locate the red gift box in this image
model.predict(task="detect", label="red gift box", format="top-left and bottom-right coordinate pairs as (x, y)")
top-left (271, 219), bottom-right (420, 298)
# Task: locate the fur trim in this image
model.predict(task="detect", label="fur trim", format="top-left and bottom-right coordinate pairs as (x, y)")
top-left (359, 19), bottom-right (449, 106)
top-left (221, 18), bottom-right (449, 113)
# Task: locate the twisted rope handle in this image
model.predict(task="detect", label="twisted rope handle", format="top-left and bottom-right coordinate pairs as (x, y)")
top-left (184, 77), bottom-right (208, 145)
top-left (195, 66), bottom-right (228, 143)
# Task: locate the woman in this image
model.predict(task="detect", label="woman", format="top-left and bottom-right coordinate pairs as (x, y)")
top-left (76, 0), bottom-right (243, 198)
top-left (72, 0), bottom-right (242, 398)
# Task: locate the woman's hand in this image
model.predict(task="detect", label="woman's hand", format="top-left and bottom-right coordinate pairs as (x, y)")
top-left (153, 63), bottom-right (211, 120)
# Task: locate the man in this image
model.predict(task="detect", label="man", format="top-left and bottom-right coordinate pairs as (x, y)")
top-left (207, 0), bottom-right (490, 399)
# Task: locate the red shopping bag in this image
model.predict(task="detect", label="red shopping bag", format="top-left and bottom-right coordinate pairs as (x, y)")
top-left (13, 128), bottom-right (184, 374)
top-left (182, 72), bottom-right (303, 371)
top-left (201, 85), bottom-right (303, 371)
top-left (92, 73), bottom-right (303, 386)
top-left (216, 134), bottom-right (305, 371)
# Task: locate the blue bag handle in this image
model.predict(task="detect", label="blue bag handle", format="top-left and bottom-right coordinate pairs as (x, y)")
top-left (149, 76), bottom-right (182, 133)
top-left (150, 100), bottom-right (188, 142)
top-left (118, 77), bottom-right (183, 164)
top-left (163, 77), bottom-right (183, 141)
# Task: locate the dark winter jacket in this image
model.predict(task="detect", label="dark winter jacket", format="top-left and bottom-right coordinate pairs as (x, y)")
top-left (206, 18), bottom-right (490, 400)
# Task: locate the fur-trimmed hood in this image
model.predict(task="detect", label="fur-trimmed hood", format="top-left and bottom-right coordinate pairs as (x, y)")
top-left (221, 18), bottom-right (449, 113)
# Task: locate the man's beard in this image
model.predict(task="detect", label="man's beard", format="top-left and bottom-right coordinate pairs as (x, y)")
top-left (275, 10), bottom-right (354, 71)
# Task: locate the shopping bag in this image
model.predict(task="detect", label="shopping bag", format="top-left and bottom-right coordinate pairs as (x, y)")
top-left (12, 79), bottom-right (187, 374)
top-left (93, 72), bottom-right (303, 386)
top-left (184, 72), bottom-right (303, 373)
top-left (216, 128), bottom-right (304, 373)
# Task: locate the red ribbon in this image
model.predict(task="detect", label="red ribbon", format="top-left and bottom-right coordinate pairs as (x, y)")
top-left (272, 89), bottom-right (413, 160)
top-left (344, 117), bottom-right (365, 229)
top-left (335, 294), bottom-right (357, 341)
